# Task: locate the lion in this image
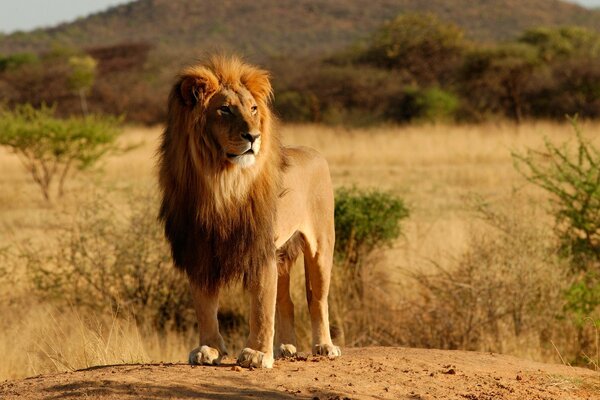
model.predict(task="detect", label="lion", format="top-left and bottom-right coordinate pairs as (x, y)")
top-left (157, 55), bottom-right (340, 369)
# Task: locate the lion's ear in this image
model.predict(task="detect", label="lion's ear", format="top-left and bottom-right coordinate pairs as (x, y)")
top-left (179, 72), bottom-right (218, 106)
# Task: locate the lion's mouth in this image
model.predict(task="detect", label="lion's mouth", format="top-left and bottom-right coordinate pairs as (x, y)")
top-left (227, 149), bottom-right (254, 158)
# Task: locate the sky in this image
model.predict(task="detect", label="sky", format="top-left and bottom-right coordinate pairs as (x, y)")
top-left (0, 0), bottom-right (132, 33)
top-left (0, 0), bottom-right (599, 34)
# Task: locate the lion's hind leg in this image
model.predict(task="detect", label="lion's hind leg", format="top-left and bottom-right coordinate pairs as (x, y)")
top-left (275, 233), bottom-right (304, 358)
top-left (304, 239), bottom-right (341, 358)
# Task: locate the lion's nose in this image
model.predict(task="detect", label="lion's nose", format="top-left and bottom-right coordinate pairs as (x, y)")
top-left (241, 132), bottom-right (260, 143)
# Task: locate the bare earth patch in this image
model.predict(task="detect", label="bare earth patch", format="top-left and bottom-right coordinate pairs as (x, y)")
top-left (1, 347), bottom-right (598, 400)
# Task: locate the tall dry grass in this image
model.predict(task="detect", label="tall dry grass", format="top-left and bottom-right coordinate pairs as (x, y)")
top-left (1, 121), bottom-right (599, 380)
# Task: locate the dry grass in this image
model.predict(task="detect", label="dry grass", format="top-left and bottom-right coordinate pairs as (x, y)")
top-left (1, 121), bottom-right (599, 380)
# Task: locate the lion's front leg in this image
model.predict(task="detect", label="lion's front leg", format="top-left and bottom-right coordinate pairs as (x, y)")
top-left (189, 280), bottom-right (228, 365)
top-left (237, 259), bottom-right (277, 369)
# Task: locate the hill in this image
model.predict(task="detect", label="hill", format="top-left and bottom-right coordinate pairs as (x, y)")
top-left (0, 0), bottom-right (600, 60)
top-left (0, 347), bottom-right (597, 399)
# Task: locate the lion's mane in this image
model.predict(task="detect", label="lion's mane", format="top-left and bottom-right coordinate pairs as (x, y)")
top-left (158, 56), bottom-right (285, 291)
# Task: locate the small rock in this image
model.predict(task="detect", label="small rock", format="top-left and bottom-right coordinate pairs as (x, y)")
top-left (516, 374), bottom-right (522, 381)
top-left (231, 366), bottom-right (243, 372)
top-left (444, 368), bottom-right (456, 375)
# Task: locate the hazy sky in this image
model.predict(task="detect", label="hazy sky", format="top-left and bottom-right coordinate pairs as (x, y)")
top-left (0, 0), bottom-right (599, 34)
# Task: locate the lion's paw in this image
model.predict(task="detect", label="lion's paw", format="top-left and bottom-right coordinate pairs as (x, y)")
top-left (313, 343), bottom-right (341, 358)
top-left (237, 348), bottom-right (274, 368)
top-left (277, 344), bottom-right (297, 358)
top-left (189, 345), bottom-right (224, 366)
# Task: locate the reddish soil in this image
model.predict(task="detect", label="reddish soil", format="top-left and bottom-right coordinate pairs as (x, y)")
top-left (1, 347), bottom-right (598, 399)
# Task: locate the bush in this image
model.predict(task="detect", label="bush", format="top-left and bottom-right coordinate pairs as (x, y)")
top-left (330, 187), bottom-right (409, 345)
top-left (0, 53), bottom-right (39, 72)
top-left (22, 192), bottom-right (194, 333)
top-left (513, 118), bottom-right (599, 269)
top-left (334, 187), bottom-right (409, 270)
top-left (513, 119), bottom-right (600, 363)
top-left (403, 199), bottom-right (568, 357)
top-left (0, 104), bottom-right (123, 201)
top-left (394, 86), bottom-right (459, 123)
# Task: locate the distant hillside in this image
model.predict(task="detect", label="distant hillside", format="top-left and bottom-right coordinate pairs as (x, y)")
top-left (0, 0), bottom-right (599, 60)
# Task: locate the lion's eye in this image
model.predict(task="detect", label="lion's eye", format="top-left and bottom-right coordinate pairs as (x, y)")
top-left (219, 105), bottom-right (232, 114)
top-left (251, 105), bottom-right (258, 115)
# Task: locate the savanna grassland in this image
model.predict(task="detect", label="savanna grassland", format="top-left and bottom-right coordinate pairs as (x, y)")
top-left (1, 121), bottom-right (598, 383)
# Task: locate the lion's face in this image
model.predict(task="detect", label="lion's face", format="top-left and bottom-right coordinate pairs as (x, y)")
top-left (205, 87), bottom-right (263, 168)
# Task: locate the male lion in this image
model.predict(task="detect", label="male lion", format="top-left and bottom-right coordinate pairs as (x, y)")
top-left (158, 55), bottom-right (340, 369)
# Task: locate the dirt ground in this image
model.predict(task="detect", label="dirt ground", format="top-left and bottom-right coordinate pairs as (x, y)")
top-left (1, 347), bottom-right (598, 400)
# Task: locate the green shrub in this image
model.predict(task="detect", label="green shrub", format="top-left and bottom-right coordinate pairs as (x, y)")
top-left (334, 187), bottom-right (409, 271)
top-left (0, 52), bottom-right (39, 72)
top-left (0, 104), bottom-right (123, 201)
top-left (399, 86), bottom-right (459, 123)
top-left (331, 187), bottom-right (409, 346)
top-left (513, 118), bottom-right (600, 362)
top-left (513, 118), bottom-right (599, 269)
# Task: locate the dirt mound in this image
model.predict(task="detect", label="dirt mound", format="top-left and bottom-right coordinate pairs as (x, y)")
top-left (1, 347), bottom-right (598, 399)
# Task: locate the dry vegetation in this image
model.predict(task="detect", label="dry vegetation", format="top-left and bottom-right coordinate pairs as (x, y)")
top-left (1, 121), bottom-right (599, 381)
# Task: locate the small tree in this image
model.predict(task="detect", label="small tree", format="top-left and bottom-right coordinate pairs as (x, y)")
top-left (519, 26), bottom-right (600, 62)
top-left (360, 13), bottom-right (465, 84)
top-left (513, 117), bottom-right (599, 268)
top-left (460, 43), bottom-right (539, 122)
top-left (513, 118), bottom-right (600, 360)
top-left (68, 55), bottom-right (97, 115)
top-left (0, 104), bottom-right (122, 202)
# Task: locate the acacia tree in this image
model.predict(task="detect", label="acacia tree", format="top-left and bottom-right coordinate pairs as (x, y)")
top-left (360, 13), bottom-right (465, 84)
top-left (519, 26), bottom-right (600, 62)
top-left (0, 104), bottom-right (122, 202)
top-left (460, 43), bottom-right (539, 123)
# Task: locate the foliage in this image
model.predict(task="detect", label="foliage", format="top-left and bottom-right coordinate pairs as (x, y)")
top-left (360, 13), bottom-right (465, 84)
top-left (334, 187), bottom-right (409, 271)
top-left (273, 90), bottom-right (315, 122)
top-left (2, 12), bottom-right (600, 125)
top-left (513, 118), bottom-right (599, 269)
top-left (329, 187), bottom-right (409, 346)
top-left (398, 86), bottom-right (460, 123)
top-left (459, 43), bottom-right (540, 122)
top-left (0, 52), bottom-right (38, 72)
top-left (527, 58), bottom-right (600, 119)
top-left (22, 193), bottom-right (194, 332)
top-left (513, 119), bottom-right (600, 360)
top-left (0, 104), bottom-right (123, 201)
top-left (519, 26), bottom-right (600, 62)
top-left (67, 55), bottom-right (97, 115)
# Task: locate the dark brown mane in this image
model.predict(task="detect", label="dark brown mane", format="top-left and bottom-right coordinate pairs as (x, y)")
top-left (157, 56), bottom-right (284, 291)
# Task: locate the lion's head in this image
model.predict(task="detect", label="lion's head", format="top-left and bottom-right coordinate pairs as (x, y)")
top-left (173, 55), bottom-right (275, 170)
top-left (158, 55), bottom-right (283, 291)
